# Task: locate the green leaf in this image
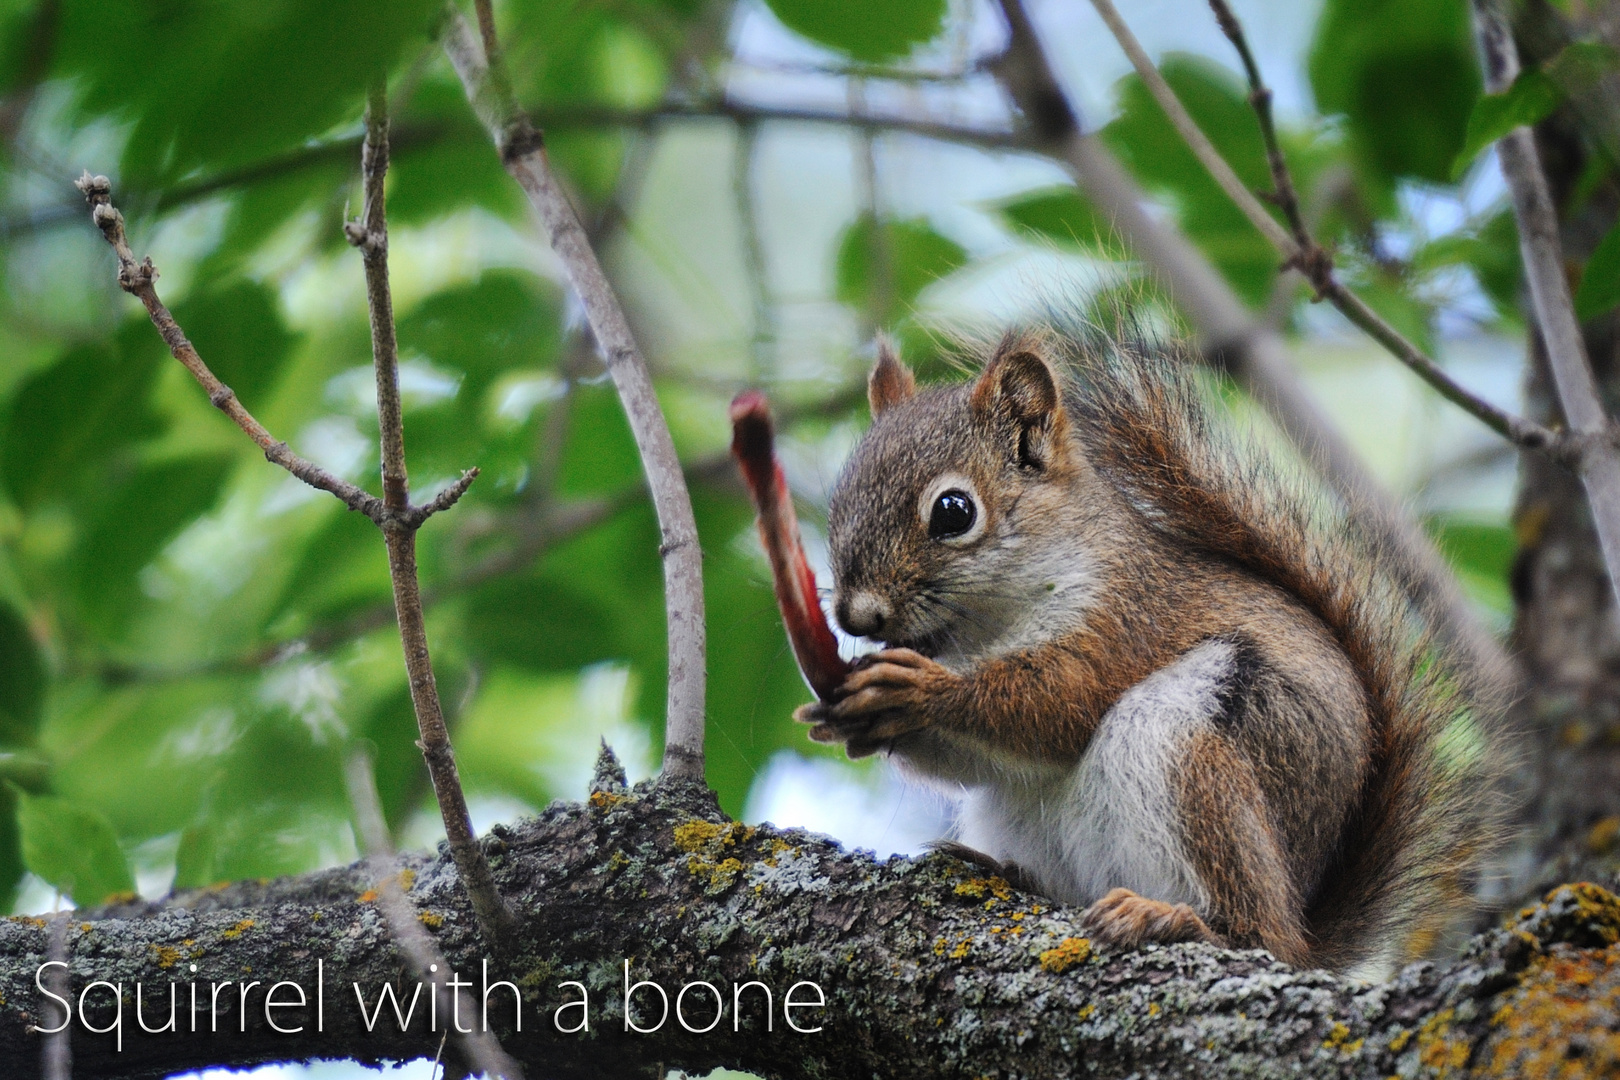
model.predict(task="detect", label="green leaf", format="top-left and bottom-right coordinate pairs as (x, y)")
top-left (1414, 209), bottom-right (1521, 319)
top-left (0, 331), bottom-right (164, 512)
top-left (0, 601), bottom-right (45, 746)
top-left (72, 455), bottom-right (235, 639)
top-left (171, 696), bottom-right (355, 887)
top-left (1310, 0), bottom-right (1480, 189)
top-left (1451, 71), bottom-right (1562, 180)
top-left (1577, 219), bottom-right (1620, 321)
top-left (57, 0), bottom-right (443, 184)
top-left (1103, 55), bottom-right (1280, 306)
top-left (387, 78), bottom-right (526, 227)
top-left (15, 788), bottom-right (135, 906)
top-left (171, 282), bottom-right (298, 408)
top-left (834, 214), bottom-right (968, 325)
top-left (0, 786), bottom-right (23, 913)
top-left (763, 0), bottom-right (947, 63)
top-left (996, 188), bottom-right (1129, 259)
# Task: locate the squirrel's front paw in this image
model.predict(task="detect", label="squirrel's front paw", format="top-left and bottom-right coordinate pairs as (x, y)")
top-left (1080, 888), bottom-right (1214, 951)
top-left (793, 649), bottom-right (956, 758)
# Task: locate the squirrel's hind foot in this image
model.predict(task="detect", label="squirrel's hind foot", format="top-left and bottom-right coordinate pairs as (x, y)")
top-left (927, 840), bottom-right (1043, 895)
top-left (1080, 888), bottom-right (1216, 951)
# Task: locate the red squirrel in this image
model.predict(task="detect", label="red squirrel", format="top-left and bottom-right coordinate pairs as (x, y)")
top-left (793, 333), bottom-right (1504, 971)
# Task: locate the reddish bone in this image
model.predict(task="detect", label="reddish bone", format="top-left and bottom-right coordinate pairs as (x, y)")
top-left (729, 391), bottom-right (852, 701)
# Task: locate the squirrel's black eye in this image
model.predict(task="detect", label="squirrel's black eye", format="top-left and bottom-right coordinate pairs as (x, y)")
top-left (928, 489), bottom-right (977, 539)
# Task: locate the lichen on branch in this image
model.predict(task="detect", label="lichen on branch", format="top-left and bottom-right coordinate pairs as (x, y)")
top-left (2, 749), bottom-right (1615, 1079)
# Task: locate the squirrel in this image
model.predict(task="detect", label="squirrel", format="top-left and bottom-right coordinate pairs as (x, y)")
top-left (793, 330), bottom-right (1504, 971)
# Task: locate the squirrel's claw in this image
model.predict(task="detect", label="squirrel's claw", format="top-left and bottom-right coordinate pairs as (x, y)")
top-left (796, 648), bottom-right (956, 758)
top-left (1080, 888), bottom-right (1215, 951)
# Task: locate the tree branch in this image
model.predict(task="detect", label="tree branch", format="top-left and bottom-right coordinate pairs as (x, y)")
top-left (343, 745), bottom-right (523, 1078)
top-left (74, 172), bottom-right (388, 521)
top-left (342, 81), bottom-right (516, 947)
top-left (1, 763), bottom-right (1614, 1078)
top-left (40, 913), bottom-right (70, 1080)
top-left (989, 0), bottom-right (1514, 686)
top-left (1088, 0), bottom-right (1565, 458)
top-left (1471, 0), bottom-right (1620, 612)
top-left (444, 5), bottom-right (707, 780)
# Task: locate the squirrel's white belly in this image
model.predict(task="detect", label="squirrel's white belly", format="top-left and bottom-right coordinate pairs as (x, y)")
top-left (901, 639), bottom-right (1240, 911)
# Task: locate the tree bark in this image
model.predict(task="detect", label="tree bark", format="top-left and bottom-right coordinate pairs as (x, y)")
top-left (3, 753), bottom-right (1617, 1080)
top-left (1503, 0), bottom-right (1620, 904)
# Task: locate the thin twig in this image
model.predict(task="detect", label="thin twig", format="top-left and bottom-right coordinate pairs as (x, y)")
top-left (75, 172), bottom-right (388, 519)
top-left (1471, 0), bottom-right (1620, 609)
top-left (11, 103), bottom-right (1028, 242)
top-left (1091, 0), bottom-right (1564, 459)
top-left (343, 745), bottom-right (524, 1080)
top-left (1200, 0), bottom-right (1565, 457)
top-left (446, 4), bottom-right (708, 780)
top-left (40, 912), bottom-right (70, 1080)
top-left (1204, 0), bottom-right (1308, 245)
top-left (344, 81), bottom-right (516, 945)
top-left (1087, 0), bottom-right (1294, 254)
top-left (990, 0), bottom-right (1513, 684)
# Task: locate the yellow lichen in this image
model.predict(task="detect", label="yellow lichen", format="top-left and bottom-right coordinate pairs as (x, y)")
top-left (221, 919), bottom-right (254, 940)
top-left (954, 877), bottom-right (1012, 901)
top-left (949, 940), bottom-right (970, 960)
top-left (1388, 1028), bottom-right (1412, 1052)
top-left (674, 819), bottom-right (754, 853)
top-left (686, 854), bottom-right (745, 891)
top-left (1038, 937), bottom-right (1092, 974)
top-left (1546, 882), bottom-right (1620, 946)
top-left (674, 820), bottom-right (719, 851)
top-left (151, 944), bottom-right (183, 969)
top-left (1077, 1003), bottom-right (1094, 1020)
top-left (1413, 1008), bottom-right (1469, 1077)
top-left (357, 889), bottom-right (379, 903)
top-left (418, 912), bottom-right (444, 929)
top-left (1477, 944), bottom-right (1620, 1078)
top-left (1322, 1021), bottom-right (1363, 1056)
top-left (589, 790), bottom-right (626, 810)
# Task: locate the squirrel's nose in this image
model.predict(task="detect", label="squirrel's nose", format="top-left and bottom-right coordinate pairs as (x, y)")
top-left (836, 591), bottom-right (891, 637)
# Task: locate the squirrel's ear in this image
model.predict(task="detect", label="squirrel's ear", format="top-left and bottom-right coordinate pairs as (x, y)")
top-left (970, 349), bottom-right (1065, 469)
top-left (868, 340), bottom-right (916, 417)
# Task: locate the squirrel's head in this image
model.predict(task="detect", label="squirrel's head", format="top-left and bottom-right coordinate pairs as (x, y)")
top-left (826, 338), bottom-right (1111, 662)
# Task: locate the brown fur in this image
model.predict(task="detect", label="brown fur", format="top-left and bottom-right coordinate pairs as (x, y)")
top-left (801, 331), bottom-right (1504, 970)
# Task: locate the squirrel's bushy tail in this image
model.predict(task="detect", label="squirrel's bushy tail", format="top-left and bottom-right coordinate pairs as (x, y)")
top-left (1052, 329), bottom-right (1506, 970)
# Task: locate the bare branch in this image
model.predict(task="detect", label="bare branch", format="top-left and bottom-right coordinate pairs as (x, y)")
top-left (445, 6), bottom-right (708, 780)
top-left (1204, 0), bottom-right (1309, 246)
top-left (1471, 0), bottom-right (1620, 610)
top-left (343, 81), bottom-right (516, 945)
top-left (39, 913), bottom-right (69, 1080)
top-left (990, 0), bottom-right (1514, 685)
top-left (74, 172), bottom-right (388, 521)
top-left (344, 745), bottom-right (524, 1079)
top-left (412, 467), bottom-right (482, 523)
top-left (1087, 0), bottom-right (1565, 457)
top-left (1086, 0), bottom-right (1293, 254)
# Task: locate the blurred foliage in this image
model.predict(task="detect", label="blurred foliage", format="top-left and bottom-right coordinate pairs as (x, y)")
top-left (0, 0), bottom-right (1563, 921)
